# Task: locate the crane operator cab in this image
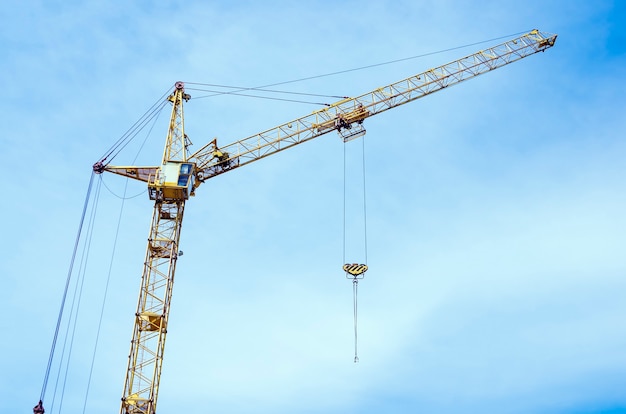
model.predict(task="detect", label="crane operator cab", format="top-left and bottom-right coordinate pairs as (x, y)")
top-left (148, 161), bottom-right (195, 202)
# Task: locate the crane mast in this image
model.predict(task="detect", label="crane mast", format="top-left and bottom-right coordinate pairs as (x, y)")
top-left (95, 30), bottom-right (557, 414)
top-left (118, 83), bottom-right (192, 414)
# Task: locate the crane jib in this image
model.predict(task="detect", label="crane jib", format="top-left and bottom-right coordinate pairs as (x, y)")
top-left (185, 30), bottom-right (556, 183)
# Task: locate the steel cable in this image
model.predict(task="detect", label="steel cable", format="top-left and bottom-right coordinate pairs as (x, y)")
top-left (39, 172), bottom-right (96, 404)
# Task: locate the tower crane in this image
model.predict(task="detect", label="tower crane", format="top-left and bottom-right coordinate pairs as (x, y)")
top-left (92, 29), bottom-right (556, 414)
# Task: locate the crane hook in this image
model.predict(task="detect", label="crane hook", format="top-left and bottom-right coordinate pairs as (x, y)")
top-left (344, 263), bottom-right (367, 363)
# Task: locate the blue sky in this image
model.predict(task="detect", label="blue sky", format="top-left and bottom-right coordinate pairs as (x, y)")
top-left (2, 1), bottom-right (626, 413)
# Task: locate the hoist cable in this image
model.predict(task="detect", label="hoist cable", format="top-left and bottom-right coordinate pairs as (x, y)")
top-left (353, 279), bottom-right (359, 363)
top-left (342, 138), bottom-right (369, 264)
top-left (361, 136), bottom-right (368, 264)
top-left (39, 172), bottom-right (96, 403)
top-left (342, 143), bottom-right (347, 265)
